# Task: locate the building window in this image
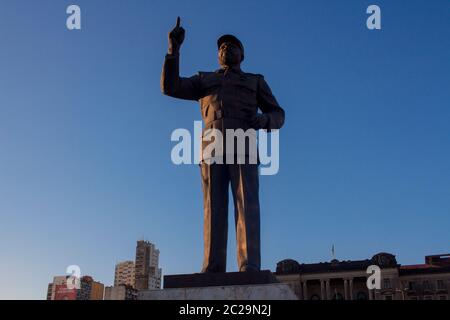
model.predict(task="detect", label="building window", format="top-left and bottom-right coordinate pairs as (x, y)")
top-left (310, 294), bottom-right (321, 300)
top-left (439, 295), bottom-right (447, 300)
top-left (384, 295), bottom-right (393, 300)
top-left (356, 292), bottom-right (368, 300)
top-left (409, 296), bottom-right (418, 300)
top-left (437, 280), bottom-right (445, 290)
top-left (383, 278), bottom-right (392, 289)
top-left (408, 281), bottom-right (416, 291)
top-left (423, 280), bottom-right (432, 291)
top-left (424, 295), bottom-right (433, 300)
top-left (333, 293), bottom-right (344, 300)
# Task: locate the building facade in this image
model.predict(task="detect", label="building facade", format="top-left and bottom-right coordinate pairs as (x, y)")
top-left (114, 260), bottom-right (135, 288)
top-left (90, 279), bottom-right (105, 300)
top-left (47, 276), bottom-right (76, 300)
top-left (275, 253), bottom-right (450, 300)
top-left (46, 283), bottom-right (53, 300)
top-left (54, 284), bottom-right (77, 300)
top-left (104, 285), bottom-right (138, 300)
top-left (47, 275), bottom-right (104, 300)
top-left (76, 276), bottom-right (105, 300)
top-left (134, 240), bottom-right (162, 290)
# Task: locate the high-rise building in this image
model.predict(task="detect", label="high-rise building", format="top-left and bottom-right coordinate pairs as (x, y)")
top-left (47, 275), bottom-right (104, 300)
top-left (134, 240), bottom-right (162, 290)
top-left (104, 285), bottom-right (137, 300)
top-left (47, 276), bottom-right (76, 300)
top-left (114, 261), bottom-right (135, 288)
top-left (46, 283), bottom-right (53, 300)
top-left (76, 276), bottom-right (105, 300)
top-left (54, 284), bottom-right (77, 300)
top-left (90, 279), bottom-right (106, 300)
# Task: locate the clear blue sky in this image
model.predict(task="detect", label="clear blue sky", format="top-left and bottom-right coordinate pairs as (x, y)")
top-left (0, 0), bottom-right (449, 299)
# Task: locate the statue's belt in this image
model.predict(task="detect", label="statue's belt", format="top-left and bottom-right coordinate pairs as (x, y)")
top-left (204, 109), bottom-right (251, 127)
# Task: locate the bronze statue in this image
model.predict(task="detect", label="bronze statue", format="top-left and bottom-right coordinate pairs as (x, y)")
top-left (161, 17), bottom-right (285, 273)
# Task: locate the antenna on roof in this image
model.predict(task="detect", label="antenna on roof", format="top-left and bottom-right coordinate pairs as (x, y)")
top-left (331, 244), bottom-right (336, 261)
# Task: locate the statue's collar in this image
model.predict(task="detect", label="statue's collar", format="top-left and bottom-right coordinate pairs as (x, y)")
top-left (215, 66), bottom-right (246, 79)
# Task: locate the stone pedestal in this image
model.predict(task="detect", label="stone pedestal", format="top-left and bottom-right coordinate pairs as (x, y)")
top-left (138, 270), bottom-right (297, 300)
top-left (138, 283), bottom-right (297, 300)
top-left (164, 270), bottom-right (278, 289)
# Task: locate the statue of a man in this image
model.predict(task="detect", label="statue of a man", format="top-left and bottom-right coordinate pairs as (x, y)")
top-left (161, 17), bottom-right (285, 273)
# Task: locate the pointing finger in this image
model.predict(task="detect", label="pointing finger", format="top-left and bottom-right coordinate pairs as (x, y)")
top-left (176, 16), bottom-right (181, 28)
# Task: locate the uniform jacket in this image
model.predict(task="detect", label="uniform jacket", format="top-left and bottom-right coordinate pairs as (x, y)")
top-left (161, 53), bottom-right (285, 162)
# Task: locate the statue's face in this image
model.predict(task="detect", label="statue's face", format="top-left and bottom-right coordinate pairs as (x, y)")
top-left (218, 42), bottom-right (242, 68)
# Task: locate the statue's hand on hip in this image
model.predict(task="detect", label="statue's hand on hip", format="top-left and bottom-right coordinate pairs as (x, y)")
top-left (250, 114), bottom-right (269, 130)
